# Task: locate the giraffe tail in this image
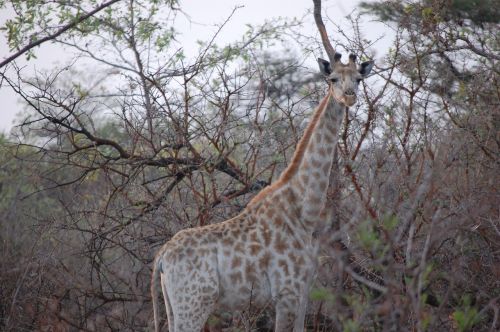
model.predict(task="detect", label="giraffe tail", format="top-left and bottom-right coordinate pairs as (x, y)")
top-left (151, 256), bottom-right (162, 332)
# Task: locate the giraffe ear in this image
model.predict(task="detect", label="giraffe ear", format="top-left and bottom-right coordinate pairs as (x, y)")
top-left (359, 61), bottom-right (374, 77)
top-left (317, 58), bottom-right (332, 76)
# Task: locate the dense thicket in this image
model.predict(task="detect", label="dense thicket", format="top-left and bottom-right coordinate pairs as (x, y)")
top-left (0, 0), bottom-right (498, 331)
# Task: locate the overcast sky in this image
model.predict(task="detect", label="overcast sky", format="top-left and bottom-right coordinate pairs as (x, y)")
top-left (0, 0), bottom-right (390, 133)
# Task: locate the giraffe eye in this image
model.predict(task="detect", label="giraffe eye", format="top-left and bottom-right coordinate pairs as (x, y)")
top-left (330, 78), bottom-right (339, 83)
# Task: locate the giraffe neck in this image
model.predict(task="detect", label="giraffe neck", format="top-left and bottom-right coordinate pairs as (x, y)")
top-left (289, 90), bottom-right (345, 227)
top-left (247, 89), bottom-right (345, 232)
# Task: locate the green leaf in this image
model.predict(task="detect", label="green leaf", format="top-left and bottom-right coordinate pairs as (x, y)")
top-left (452, 295), bottom-right (483, 332)
top-left (309, 287), bottom-right (334, 302)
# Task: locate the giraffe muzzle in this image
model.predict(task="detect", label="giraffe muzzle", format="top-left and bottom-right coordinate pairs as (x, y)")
top-left (343, 94), bottom-right (357, 106)
top-left (344, 88), bottom-right (355, 96)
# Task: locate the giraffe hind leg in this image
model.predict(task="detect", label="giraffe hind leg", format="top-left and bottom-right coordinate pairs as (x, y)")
top-left (171, 293), bottom-right (218, 332)
top-left (167, 269), bottom-right (219, 331)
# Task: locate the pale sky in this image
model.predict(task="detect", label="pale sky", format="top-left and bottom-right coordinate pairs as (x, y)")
top-left (0, 0), bottom-right (390, 133)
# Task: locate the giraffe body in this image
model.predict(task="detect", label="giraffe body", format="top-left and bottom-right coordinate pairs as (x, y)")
top-left (152, 54), bottom-right (374, 332)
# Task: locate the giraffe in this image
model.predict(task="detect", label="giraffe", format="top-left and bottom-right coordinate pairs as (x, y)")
top-left (151, 53), bottom-right (374, 332)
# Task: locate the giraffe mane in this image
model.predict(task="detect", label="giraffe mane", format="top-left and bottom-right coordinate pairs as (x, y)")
top-left (247, 89), bottom-right (333, 207)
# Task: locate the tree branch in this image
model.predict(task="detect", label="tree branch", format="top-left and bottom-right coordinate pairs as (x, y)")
top-left (312, 0), bottom-right (337, 64)
top-left (0, 0), bottom-right (123, 69)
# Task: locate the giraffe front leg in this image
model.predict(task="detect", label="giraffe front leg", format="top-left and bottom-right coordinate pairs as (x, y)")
top-left (293, 285), bottom-right (310, 332)
top-left (275, 305), bottom-right (296, 332)
top-left (274, 294), bottom-right (305, 332)
top-left (294, 267), bottom-right (317, 331)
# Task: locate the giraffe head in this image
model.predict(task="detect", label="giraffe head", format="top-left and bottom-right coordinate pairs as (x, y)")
top-left (318, 53), bottom-right (374, 107)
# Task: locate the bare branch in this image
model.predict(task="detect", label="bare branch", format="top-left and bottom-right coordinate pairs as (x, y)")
top-left (312, 0), bottom-right (337, 63)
